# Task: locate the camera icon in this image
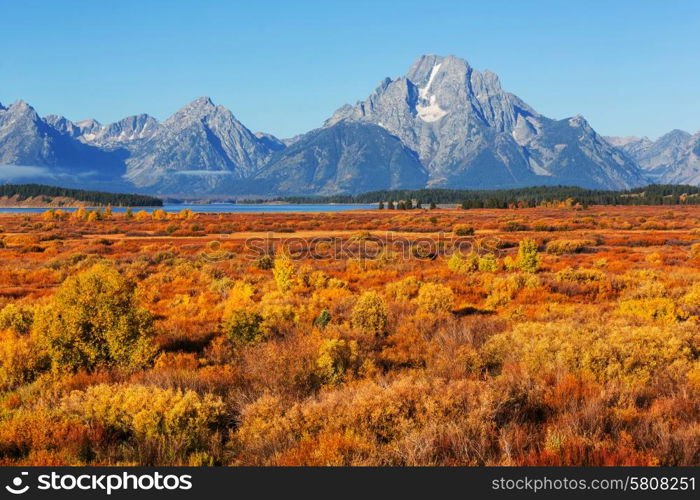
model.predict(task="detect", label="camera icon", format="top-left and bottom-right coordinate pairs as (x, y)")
top-left (5, 472), bottom-right (30, 495)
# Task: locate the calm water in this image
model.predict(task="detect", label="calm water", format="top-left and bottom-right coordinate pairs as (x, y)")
top-left (0, 203), bottom-right (376, 214)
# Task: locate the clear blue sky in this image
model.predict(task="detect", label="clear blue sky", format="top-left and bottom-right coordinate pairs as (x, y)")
top-left (2, 0), bottom-right (698, 139)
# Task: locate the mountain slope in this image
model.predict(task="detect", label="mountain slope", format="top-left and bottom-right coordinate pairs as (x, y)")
top-left (328, 54), bottom-right (644, 190)
top-left (124, 97), bottom-right (279, 193)
top-left (0, 100), bottom-right (124, 183)
top-left (606, 130), bottom-right (699, 183)
top-left (250, 121), bottom-right (428, 195)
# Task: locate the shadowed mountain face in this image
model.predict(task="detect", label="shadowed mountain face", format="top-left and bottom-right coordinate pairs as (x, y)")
top-left (607, 130), bottom-right (700, 185)
top-left (327, 54), bottom-right (645, 190)
top-left (0, 101), bottom-right (126, 186)
top-left (3, 54), bottom-right (697, 195)
top-left (250, 121), bottom-right (428, 195)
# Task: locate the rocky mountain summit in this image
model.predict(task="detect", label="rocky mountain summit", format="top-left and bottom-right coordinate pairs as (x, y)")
top-left (328, 54), bottom-right (644, 190)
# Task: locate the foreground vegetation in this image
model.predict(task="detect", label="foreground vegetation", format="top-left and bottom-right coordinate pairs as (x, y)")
top-left (0, 205), bottom-right (699, 466)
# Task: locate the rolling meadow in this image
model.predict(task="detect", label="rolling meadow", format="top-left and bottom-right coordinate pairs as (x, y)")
top-left (0, 204), bottom-right (699, 466)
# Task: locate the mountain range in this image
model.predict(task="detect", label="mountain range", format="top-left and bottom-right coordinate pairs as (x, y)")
top-left (0, 54), bottom-right (696, 197)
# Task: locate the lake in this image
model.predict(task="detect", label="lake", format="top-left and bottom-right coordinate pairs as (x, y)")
top-left (0, 203), bottom-right (377, 214)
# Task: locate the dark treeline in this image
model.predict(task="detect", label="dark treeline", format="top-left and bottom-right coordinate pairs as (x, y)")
top-left (0, 184), bottom-right (163, 207)
top-left (279, 185), bottom-right (700, 208)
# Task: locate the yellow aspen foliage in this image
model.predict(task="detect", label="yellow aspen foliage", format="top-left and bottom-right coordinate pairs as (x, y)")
top-left (0, 329), bottom-right (46, 390)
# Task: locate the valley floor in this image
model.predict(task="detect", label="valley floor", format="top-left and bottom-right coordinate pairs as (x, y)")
top-left (0, 205), bottom-right (699, 465)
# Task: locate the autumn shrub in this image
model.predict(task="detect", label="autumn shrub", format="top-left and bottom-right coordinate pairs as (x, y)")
top-left (483, 320), bottom-right (698, 386)
top-left (545, 239), bottom-right (596, 254)
top-left (60, 384), bottom-right (225, 463)
top-left (502, 255), bottom-right (517, 271)
top-left (517, 238), bottom-right (540, 273)
top-left (485, 273), bottom-right (540, 310)
top-left (453, 224), bottom-right (475, 236)
top-left (33, 264), bottom-right (156, 372)
top-left (0, 304), bottom-right (34, 335)
top-left (447, 251), bottom-right (479, 273)
top-left (260, 301), bottom-right (297, 336)
top-left (233, 375), bottom-right (486, 466)
top-left (689, 243), bottom-right (700, 260)
top-left (222, 308), bottom-right (265, 345)
top-left (255, 255), bottom-right (274, 270)
top-left (316, 338), bottom-right (358, 385)
top-left (414, 283), bottom-right (454, 313)
top-left (351, 292), bottom-right (388, 334)
top-left (314, 309), bottom-right (332, 329)
top-left (385, 276), bottom-right (423, 302)
top-left (0, 330), bottom-right (48, 390)
top-left (272, 253), bottom-right (296, 292)
top-left (618, 298), bottom-right (689, 323)
top-left (555, 267), bottom-right (605, 283)
top-left (478, 253), bottom-right (498, 272)
top-left (501, 220), bottom-right (529, 232)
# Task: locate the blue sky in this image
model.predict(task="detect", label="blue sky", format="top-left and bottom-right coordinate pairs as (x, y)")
top-left (2, 0), bottom-right (698, 139)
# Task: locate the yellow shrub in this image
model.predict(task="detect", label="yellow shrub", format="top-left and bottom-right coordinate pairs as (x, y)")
top-left (386, 276), bottom-right (423, 302)
top-left (34, 263), bottom-right (156, 372)
top-left (555, 267), bottom-right (605, 283)
top-left (0, 330), bottom-right (47, 390)
top-left (618, 298), bottom-right (689, 323)
top-left (545, 239), bottom-right (595, 254)
top-left (447, 251), bottom-right (479, 273)
top-left (478, 253), bottom-right (498, 272)
top-left (316, 338), bottom-right (358, 385)
top-left (272, 254), bottom-right (296, 293)
top-left (0, 304), bottom-right (34, 334)
top-left (483, 320), bottom-right (698, 386)
top-left (61, 384), bottom-right (224, 445)
top-left (517, 238), bottom-right (540, 273)
top-left (414, 283), bottom-right (454, 313)
top-left (351, 292), bottom-right (388, 334)
top-left (645, 252), bottom-right (664, 265)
